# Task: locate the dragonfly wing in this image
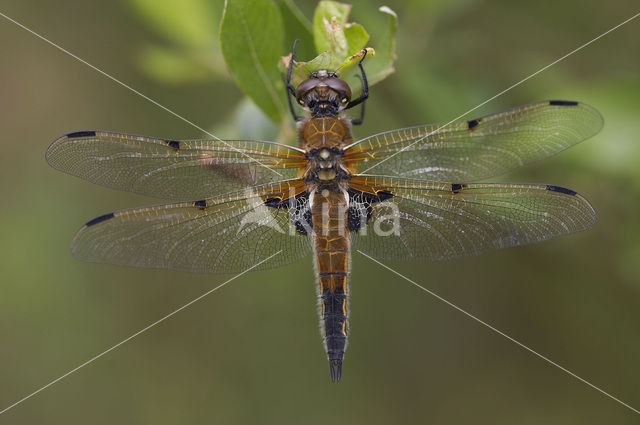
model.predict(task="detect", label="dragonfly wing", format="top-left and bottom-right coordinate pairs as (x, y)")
top-left (71, 180), bottom-right (312, 274)
top-left (344, 101), bottom-right (603, 181)
top-left (349, 176), bottom-right (596, 262)
top-left (47, 131), bottom-right (307, 200)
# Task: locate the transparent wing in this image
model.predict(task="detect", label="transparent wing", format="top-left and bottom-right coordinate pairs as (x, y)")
top-left (71, 180), bottom-right (312, 274)
top-left (349, 176), bottom-right (596, 262)
top-left (47, 131), bottom-right (307, 200)
top-left (344, 101), bottom-right (603, 181)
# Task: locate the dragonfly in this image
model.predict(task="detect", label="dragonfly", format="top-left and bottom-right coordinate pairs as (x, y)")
top-left (47, 44), bottom-right (603, 382)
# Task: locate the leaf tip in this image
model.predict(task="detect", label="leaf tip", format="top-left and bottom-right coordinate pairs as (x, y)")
top-left (378, 6), bottom-right (397, 18)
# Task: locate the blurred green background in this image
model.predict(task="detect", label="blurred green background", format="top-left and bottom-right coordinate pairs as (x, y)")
top-left (1, 0), bottom-right (639, 423)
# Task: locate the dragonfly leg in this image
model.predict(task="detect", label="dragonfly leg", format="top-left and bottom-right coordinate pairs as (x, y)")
top-left (284, 39), bottom-right (303, 122)
top-left (346, 49), bottom-right (369, 125)
top-left (349, 75), bottom-right (366, 126)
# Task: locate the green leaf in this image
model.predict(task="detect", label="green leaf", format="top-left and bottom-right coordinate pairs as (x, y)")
top-left (280, 3), bottom-right (397, 95)
top-left (276, 0), bottom-right (315, 59)
top-left (343, 22), bottom-right (369, 56)
top-left (278, 0), bottom-right (373, 86)
top-left (361, 6), bottom-right (397, 86)
top-left (220, 0), bottom-right (286, 122)
top-left (312, 1), bottom-right (369, 60)
top-left (287, 48), bottom-right (372, 87)
top-left (313, 1), bottom-right (349, 55)
top-left (343, 6), bottom-right (397, 95)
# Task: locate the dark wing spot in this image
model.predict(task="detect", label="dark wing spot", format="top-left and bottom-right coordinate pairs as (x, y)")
top-left (264, 197), bottom-right (285, 208)
top-left (294, 208), bottom-right (312, 235)
top-left (467, 119), bottom-right (480, 130)
top-left (347, 201), bottom-right (370, 231)
top-left (194, 199), bottom-right (207, 208)
top-left (67, 131), bottom-right (96, 138)
top-left (546, 185), bottom-right (577, 196)
top-left (451, 183), bottom-right (463, 193)
top-left (291, 192), bottom-right (312, 235)
top-left (167, 140), bottom-right (180, 150)
top-left (265, 192), bottom-right (311, 235)
top-left (85, 212), bottom-right (114, 227)
top-left (377, 190), bottom-right (394, 202)
top-left (549, 100), bottom-right (578, 106)
top-left (347, 188), bottom-right (393, 231)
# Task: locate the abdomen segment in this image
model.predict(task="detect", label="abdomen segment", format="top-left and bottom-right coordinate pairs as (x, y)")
top-left (311, 188), bottom-right (350, 382)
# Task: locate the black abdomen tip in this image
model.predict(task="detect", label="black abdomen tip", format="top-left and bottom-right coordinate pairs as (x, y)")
top-left (85, 212), bottom-right (115, 227)
top-left (546, 185), bottom-right (577, 196)
top-left (329, 360), bottom-right (343, 383)
top-left (549, 100), bottom-right (578, 106)
top-left (67, 131), bottom-right (96, 138)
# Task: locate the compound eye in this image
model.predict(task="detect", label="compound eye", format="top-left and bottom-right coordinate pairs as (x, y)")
top-left (298, 99), bottom-right (305, 105)
top-left (341, 97), bottom-right (349, 104)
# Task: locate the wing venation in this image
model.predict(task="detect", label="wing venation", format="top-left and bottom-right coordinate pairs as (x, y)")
top-left (344, 101), bottom-right (603, 181)
top-left (71, 180), bottom-right (312, 273)
top-left (47, 131), bottom-right (306, 200)
top-left (349, 176), bottom-right (596, 262)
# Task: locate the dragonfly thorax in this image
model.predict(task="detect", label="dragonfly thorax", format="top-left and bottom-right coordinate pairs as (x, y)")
top-left (304, 147), bottom-right (349, 185)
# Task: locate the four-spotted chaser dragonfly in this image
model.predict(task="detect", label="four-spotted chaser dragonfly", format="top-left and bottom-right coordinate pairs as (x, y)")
top-left (47, 46), bottom-right (603, 382)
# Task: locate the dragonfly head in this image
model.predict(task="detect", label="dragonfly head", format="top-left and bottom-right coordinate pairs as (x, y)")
top-left (296, 70), bottom-right (352, 117)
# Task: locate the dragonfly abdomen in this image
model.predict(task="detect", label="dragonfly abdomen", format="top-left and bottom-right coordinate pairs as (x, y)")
top-left (311, 188), bottom-right (350, 382)
top-left (320, 279), bottom-right (347, 381)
